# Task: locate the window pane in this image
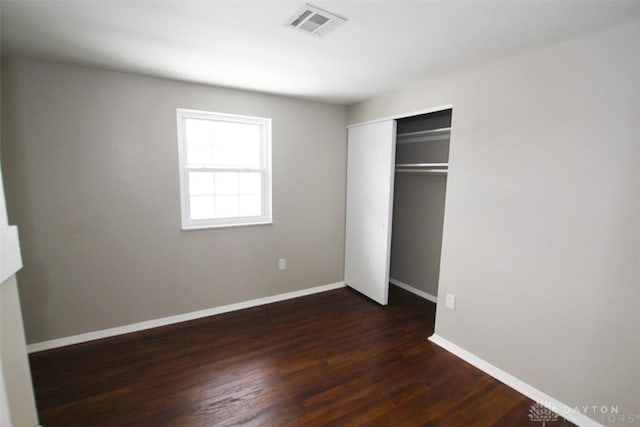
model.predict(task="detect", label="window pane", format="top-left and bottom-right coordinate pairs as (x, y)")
top-left (210, 121), bottom-right (261, 168)
top-left (185, 118), bottom-right (262, 168)
top-left (185, 119), bottom-right (215, 167)
top-left (186, 143), bottom-right (213, 168)
top-left (238, 172), bottom-right (261, 195)
top-left (239, 195), bottom-right (262, 217)
top-left (214, 172), bottom-right (238, 195)
top-left (185, 119), bottom-right (214, 146)
top-left (188, 172), bottom-right (214, 195)
top-left (190, 196), bottom-right (215, 220)
top-left (215, 195), bottom-right (239, 218)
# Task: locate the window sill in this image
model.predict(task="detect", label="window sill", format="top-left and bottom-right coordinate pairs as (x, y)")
top-left (181, 221), bottom-right (273, 231)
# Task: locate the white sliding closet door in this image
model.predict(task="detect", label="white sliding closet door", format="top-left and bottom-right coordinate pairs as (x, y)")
top-left (344, 120), bottom-right (396, 305)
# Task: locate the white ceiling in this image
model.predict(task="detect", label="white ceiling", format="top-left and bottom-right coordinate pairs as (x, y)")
top-left (2, 1), bottom-right (640, 105)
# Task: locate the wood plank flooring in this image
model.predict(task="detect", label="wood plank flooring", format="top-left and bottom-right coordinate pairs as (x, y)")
top-left (30, 286), bottom-right (574, 426)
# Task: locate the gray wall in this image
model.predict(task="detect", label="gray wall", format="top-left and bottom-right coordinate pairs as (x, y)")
top-left (1, 57), bottom-right (348, 344)
top-left (390, 174), bottom-right (446, 297)
top-left (350, 19), bottom-right (640, 425)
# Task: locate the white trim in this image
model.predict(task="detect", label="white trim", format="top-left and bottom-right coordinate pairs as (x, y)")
top-left (28, 282), bottom-right (346, 353)
top-left (428, 334), bottom-right (604, 427)
top-left (389, 278), bottom-right (437, 303)
top-left (347, 104), bottom-right (453, 129)
top-left (0, 354), bottom-right (11, 427)
top-left (0, 226), bottom-right (22, 285)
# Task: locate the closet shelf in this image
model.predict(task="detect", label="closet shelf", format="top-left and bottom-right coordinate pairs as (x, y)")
top-left (395, 163), bottom-right (448, 168)
top-left (396, 127), bottom-right (451, 144)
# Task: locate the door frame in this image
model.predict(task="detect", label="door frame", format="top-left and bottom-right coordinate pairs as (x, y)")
top-left (345, 103), bottom-right (455, 307)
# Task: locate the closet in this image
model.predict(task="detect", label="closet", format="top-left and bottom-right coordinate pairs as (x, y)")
top-left (390, 109), bottom-right (451, 302)
top-left (344, 107), bottom-right (451, 306)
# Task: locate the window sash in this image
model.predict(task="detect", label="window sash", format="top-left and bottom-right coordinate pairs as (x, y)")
top-left (183, 169), bottom-right (268, 220)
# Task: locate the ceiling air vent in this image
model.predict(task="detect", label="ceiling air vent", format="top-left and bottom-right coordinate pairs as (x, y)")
top-left (287, 4), bottom-right (346, 38)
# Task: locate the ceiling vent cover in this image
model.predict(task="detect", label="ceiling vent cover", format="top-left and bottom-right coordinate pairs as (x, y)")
top-left (287, 4), bottom-right (346, 38)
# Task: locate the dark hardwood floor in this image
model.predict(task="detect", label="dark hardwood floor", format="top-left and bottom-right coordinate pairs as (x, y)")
top-left (30, 286), bottom-right (574, 426)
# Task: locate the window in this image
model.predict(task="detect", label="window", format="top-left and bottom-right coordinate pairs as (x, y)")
top-left (176, 109), bottom-right (272, 229)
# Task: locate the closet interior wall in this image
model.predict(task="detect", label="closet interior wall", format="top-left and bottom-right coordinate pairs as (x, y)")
top-left (390, 109), bottom-right (451, 300)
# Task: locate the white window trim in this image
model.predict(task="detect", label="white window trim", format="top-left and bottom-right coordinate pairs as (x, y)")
top-left (176, 108), bottom-right (272, 230)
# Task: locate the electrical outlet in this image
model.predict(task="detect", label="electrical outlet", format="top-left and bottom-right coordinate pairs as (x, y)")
top-left (278, 258), bottom-right (286, 271)
top-left (445, 293), bottom-right (456, 310)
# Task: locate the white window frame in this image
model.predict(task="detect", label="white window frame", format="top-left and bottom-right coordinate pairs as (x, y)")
top-left (176, 108), bottom-right (272, 230)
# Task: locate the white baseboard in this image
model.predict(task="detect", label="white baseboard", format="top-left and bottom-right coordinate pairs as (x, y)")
top-left (389, 278), bottom-right (437, 303)
top-left (428, 334), bottom-right (603, 427)
top-left (28, 281), bottom-right (346, 353)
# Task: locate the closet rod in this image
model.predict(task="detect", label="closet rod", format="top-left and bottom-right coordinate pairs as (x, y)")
top-left (396, 135), bottom-right (450, 144)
